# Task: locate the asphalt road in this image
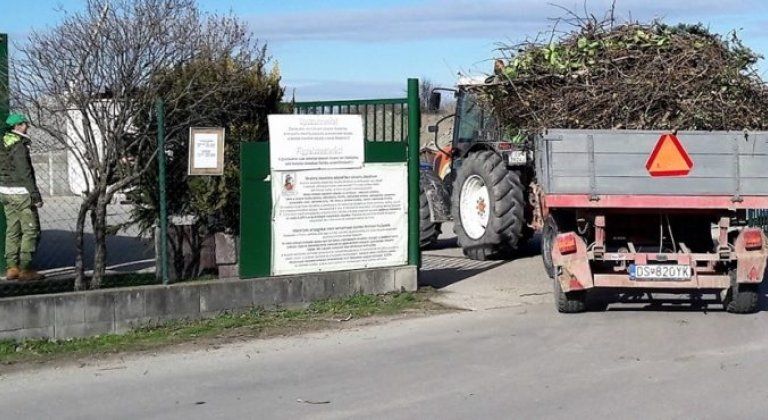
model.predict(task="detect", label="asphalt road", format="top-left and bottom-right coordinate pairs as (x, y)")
top-left (4, 226), bottom-right (768, 419)
top-left (3, 304), bottom-right (768, 420)
top-left (421, 222), bottom-right (554, 310)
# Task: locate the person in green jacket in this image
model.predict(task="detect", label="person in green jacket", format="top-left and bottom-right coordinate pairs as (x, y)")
top-left (0, 114), bottom-right (43, 281)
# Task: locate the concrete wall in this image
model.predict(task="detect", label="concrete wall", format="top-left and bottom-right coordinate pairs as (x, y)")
top-left (0, 265), bottom-right (418, 340)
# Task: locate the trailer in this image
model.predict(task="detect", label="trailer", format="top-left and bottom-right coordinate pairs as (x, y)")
top-left (538, 129), bottom-right (768, 313)
top-left (422, 86), bottom-right (768, 313)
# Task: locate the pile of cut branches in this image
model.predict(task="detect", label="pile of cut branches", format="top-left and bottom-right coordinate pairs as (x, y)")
top-left (477, 15), bottom-right (768, 132)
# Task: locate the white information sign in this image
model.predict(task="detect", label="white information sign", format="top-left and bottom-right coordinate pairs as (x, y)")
top-left (188, 127), bottom-right (225, 176)
top-left (194, 133), bottom-right (218, 169)
top-left (271, 163), bottom-right (408, 276)
top-left (268, 114), bottom-right (364, 170)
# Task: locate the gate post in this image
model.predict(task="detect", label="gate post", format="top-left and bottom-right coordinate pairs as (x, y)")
top-left (156, 98), bottom-right (169, 285)
top-left (0, 34), bottom-right (8, 272)
top-left (0, 34), bottom-right (8, 125)
top-left (407, 78), bottom-right (421, 268)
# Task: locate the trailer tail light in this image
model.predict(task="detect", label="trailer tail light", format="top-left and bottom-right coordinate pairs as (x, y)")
top-left (557, 234), bottom-right (578, 255)
top-left (744, 229), bottom-right (763, 251)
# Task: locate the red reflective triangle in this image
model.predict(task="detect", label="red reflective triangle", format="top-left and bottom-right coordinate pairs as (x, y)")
top-left (645, 134), bottom-right (694, 177)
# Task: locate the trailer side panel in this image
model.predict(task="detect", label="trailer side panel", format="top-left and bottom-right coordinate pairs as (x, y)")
top-left (537, 129), bottom-right (768, 197)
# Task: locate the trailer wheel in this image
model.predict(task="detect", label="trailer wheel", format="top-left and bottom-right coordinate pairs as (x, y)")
top-left (541, 216), bottom-right (558, 278)
top-left (419, 170), bottom-right (443, 249)
top-left (452, 151), bottom-right (525, 260)
top-left (724, 271), bottom-right (760, 314)
top-left (554, 277), bottom-right (587, 313)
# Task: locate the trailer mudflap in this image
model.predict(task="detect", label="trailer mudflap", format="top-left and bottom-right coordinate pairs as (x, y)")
top-left (734, 228), bottom-right (768, 284)
top-left (552, 233), bottom-right (594, 292)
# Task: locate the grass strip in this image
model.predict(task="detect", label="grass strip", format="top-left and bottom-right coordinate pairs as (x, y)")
top-left (0, 291), bottom-right (438, 366)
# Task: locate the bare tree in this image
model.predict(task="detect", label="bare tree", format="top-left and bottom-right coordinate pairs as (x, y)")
top-left (419, 78), bottom-right (436, 113)
top-left (11, 0), bottom-right (270, 289)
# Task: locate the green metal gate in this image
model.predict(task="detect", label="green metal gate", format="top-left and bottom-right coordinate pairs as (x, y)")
top-left (239, 78), bottom-right (421, 278)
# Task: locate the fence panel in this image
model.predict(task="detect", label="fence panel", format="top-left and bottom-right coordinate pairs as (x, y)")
top-left (748, 209), bottom-right (768, 230)
top-left (293, 98), bottom-right (409, 143)
top-left (30, 148), bottom-right (154, 276)
top-left (18, 149), bottom-right (149, 289)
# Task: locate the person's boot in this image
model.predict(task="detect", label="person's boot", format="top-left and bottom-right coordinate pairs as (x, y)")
top-left (5, 267), bottom-right (19, 281)
top-left (19, 269), bottom-right (44, 282)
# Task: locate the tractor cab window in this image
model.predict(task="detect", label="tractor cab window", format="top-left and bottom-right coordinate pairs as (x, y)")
top-left (456, 93), bottom-right (483, 143)
top-left (456, 92), bottom-right (497, 143)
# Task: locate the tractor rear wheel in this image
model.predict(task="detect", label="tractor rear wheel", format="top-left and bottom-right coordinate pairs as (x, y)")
top-left (451, 151), bottom-right (526, 261)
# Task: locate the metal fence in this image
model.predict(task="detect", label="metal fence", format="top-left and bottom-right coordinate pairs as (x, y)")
top-left (748, 209), bottom-right (768, 230)
top-left (293, 99), bottom-right (409, 142)
top-left (9, 84), bottom-right (423, 295)
top-left (30, 148), bottom-right (154, 279)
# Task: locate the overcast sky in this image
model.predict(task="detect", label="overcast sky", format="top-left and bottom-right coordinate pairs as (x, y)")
top-left (3, 0), bottom-right (768, 100)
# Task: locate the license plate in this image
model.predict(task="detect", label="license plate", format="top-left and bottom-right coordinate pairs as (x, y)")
top-left (507, 151), bottom-right (527, 166)
top-left (629, 264), bottom-right (692, 280)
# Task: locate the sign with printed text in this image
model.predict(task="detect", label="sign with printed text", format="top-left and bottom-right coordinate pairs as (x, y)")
top-left (270, 163), bottom-right (408, 276)
top-left (268, 114), bottom-right (364, 171)
top-left (188, 127), bottom-right (225, 176)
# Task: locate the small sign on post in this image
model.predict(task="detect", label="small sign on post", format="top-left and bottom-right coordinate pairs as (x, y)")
top-left (188, 127), bottom-right (225, 176)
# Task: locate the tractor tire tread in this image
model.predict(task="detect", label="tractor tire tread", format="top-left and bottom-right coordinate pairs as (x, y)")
top-left (452, 151), bottom-right (526, 261)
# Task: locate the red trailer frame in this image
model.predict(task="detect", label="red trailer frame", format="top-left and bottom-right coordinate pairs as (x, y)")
top-left (545, 194), bottom-right (768, 211)
top-left (545, 193), bottom-right (768, 311)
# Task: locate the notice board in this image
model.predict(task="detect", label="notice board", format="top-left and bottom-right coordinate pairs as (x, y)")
top-left (267, 115), bottom-right (408, 276)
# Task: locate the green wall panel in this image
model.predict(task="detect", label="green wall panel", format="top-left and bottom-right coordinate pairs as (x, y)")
top-left (365, 141), bottom-right (407, 163)
top-left (239, 142), bottom-right (272, 279)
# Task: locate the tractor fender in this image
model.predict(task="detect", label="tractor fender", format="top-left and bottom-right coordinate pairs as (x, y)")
top-left (420, 169), bottom-right (451, 223)
top-left (459, 143), bottom-right (499, 159)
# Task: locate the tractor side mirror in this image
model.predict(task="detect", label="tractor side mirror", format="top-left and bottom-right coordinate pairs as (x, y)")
top-left (427, 125), bottom-right (438, 133)
top-left (428, 91), bottom-right (442, 112)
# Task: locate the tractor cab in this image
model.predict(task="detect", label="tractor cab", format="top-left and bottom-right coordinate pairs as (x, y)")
top-left (426, 78), bottom-right (532, 176)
